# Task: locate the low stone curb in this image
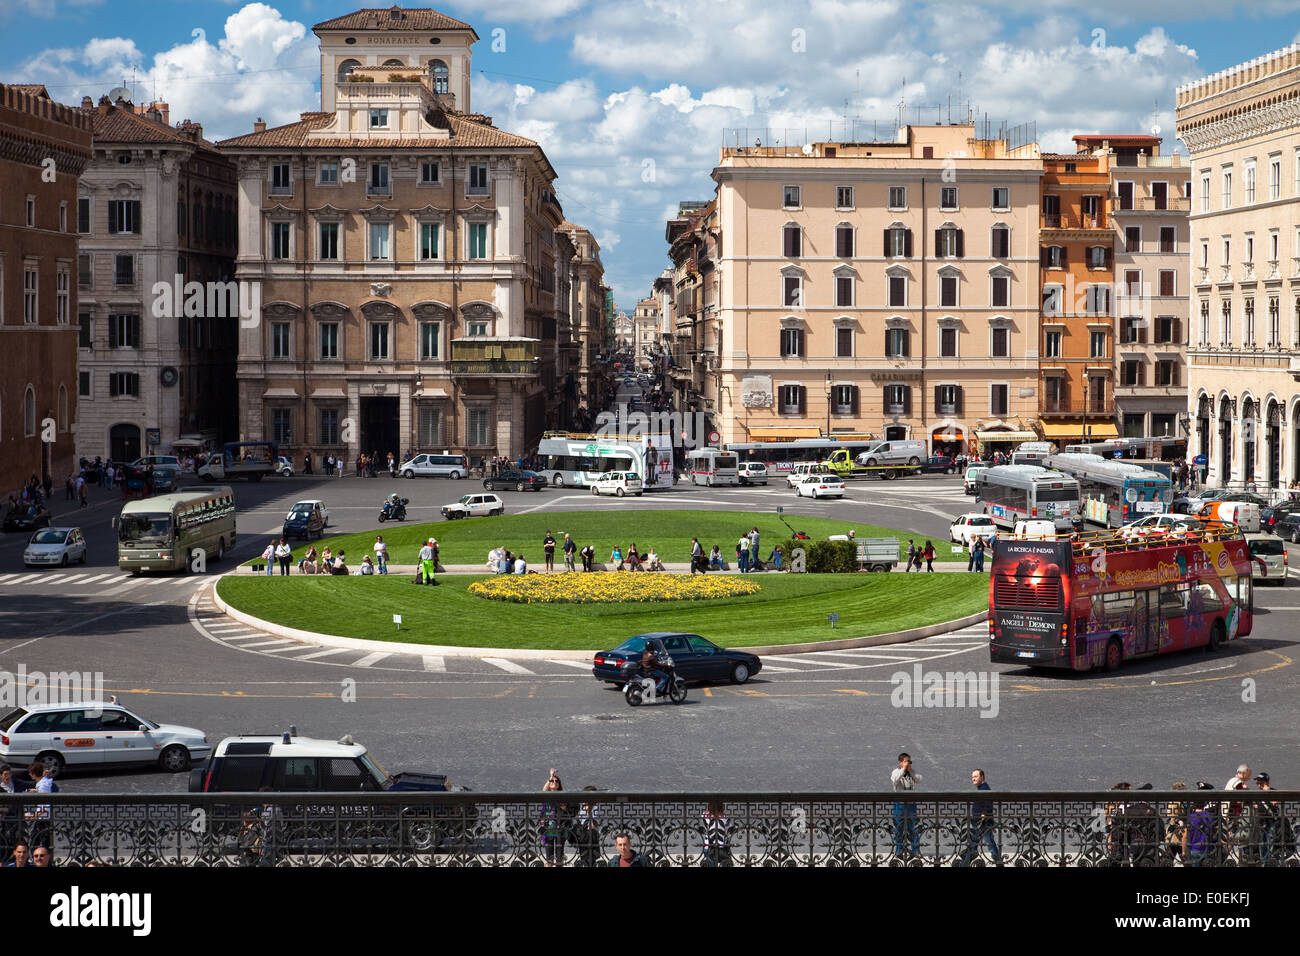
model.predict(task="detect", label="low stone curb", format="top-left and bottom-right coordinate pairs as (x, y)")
top-left (209, 574), bottom-right (989, 661)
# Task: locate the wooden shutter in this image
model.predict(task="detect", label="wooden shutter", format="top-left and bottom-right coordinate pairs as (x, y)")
top-left (883, 229), bottom-right (891, 257)
top-left (108, 314), bottom-right (118, 348)
top-left (884, 330), bottom-right (892, 356)
top-left (850, 386), bottom-right (860, 414)
top-left (956, 229), bottom-right (965, 258)
top-left (107, 202), bottom-right (117, 235)
top-left (902, 330), bottom-right (910, 357)
top-left (935, 229), bottom-right (943, 256)
top-left (1171, 363), bottom-right (1180, 387)
top-left (934, 385), bottom-right (943, 410)
top-left (797, 386), bottom-right (806, 414)
top-left (1173, 317), bottom-right (1182, 344)
top-left (132, 314), bottom-right (141, 348)
top-left (1138, 324), bottom-right (1147, 344)
top-left (1060, 246), bottom-right (1067, 266)
top-left (130, 201), bottom-right (141, 233)
top-left (108, 374), bottom-right (118, 397)
top-left (797, 329), bottom-right (805, 356)
top-left (882, 385), bottom-right (891, 412)
top-left (1040, 247), bottom-right (1048, 268)
top-left (954, 386), bottom-right (964, 416)
top-left (903, 386), bottom-right (912, 416)
top-left (1104, 247), bottom-right (1113, 270)
top-left (1137, 362), bottom-right (1146, 386)
top-left (904, 230), bottom-right (913, 258)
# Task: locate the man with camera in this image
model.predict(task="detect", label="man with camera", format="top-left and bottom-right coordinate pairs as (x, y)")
top-left (890, 753), bottom-right (922, 858)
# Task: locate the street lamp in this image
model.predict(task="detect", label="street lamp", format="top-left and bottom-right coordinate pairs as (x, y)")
top-left (825, 372), bottom-right (832, 438)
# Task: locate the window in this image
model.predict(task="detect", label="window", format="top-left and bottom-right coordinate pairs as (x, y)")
top-left (1270, 155), bottom-right (1281, 200)
top-left (1116, 182), bottom-right (1133, 210)
top-left (1159, 226), bottom-right (1175, 255)
top-left (468, 164), bottom-right (489, 195)
top-left (783, 185), bottom-right (801, 208)
top-left (319, 222), bottom-right (339, 260)
top-left (1044, 245), bottom-right (1063, 269)
top-left (1123, 270), bottom-right (1142, 298)
top-left (1082, 194), bottom-right (1101, 224)
top-left (1121, 316), bottom-right (1144, 344)
top-left (369, 163), bottom-right (390, 195)
top-left (888, 185), bottom-right (906, 209)
top-left (78, 312), bottom-right (92, 349)
top-left (428, 58), bottom-right (450, 93)
top-left (369, 323), bottom-right (390, 360)
top-left (834, 275), bottom-right (853, 307)
top-left (940, 186), bottom-right (958, 210)
top-left (421, 161), bottom-right (440, 184)
top-left (108, 373), bottom-right (139, 397)
top-left (369, 222), bottom-right (391, 260)
top-left (106, 312), bottom-right (139, 350)
top-left (1121, 360), bottom-right (1144, 387)
top-left (940, 327), bottom-right (957, 357)
top-left (940, 275), bottom-right (958, 307)
top-left (1244, 159), bottom-right (1256, 204)
top-left (1085, 284), bottom-right (1110, 315)
top-left (107, 200), bottom-right (140, 234)
top-left (783, 223), bottom-right (802, 258)
top-left (988, 186), bottom-right (1009, 210)
top-left (1042, 285), bottom-right (1062, 315)
top-left (991, 327), bottom-right (1009, 358)
top-left (1155, 360), bottom-right (1177, 387)
top-left (832, 384), bottom-right (857, 414)
top-left (991, 226), bottom-right (1009, 259)
top-left (272, 408), bottom-right (292, 445)
top-left (1089, 246), bottom-right (1108, 270)
top-left (936, 384), bottom-right (960, 414)
top-left (1090, 330), bottom-right (1106, 358)
top-left (467, 222), bottom-right (488, 260)
top-left (780, 327), bottom-right (804, 357)
top-left (835, 224), bottom-right (854, 258)
top-left (1044, 330), bottom-right (1062, 358)
top-left (418, 406), bottom-right (442, 447)
top-left (369, 109), bottom-right (389, 129)
top-left (937, 227), bottom-right (962, 258)
top-left (990, 383), bottom-right (1008, 416)
top-left (55, 268), bottom-right (68, 324)
top-left (1043, 194), bottom-right (1060, 225)
top-left (1246, 235), bottom-right (1255, 265)
top-left (885, 226), bottom-right (910, 258)
top-left (319, 322), bottom-right (339, 359)
top-left (319, 408), bottom-right (340, 445)
top-left (1221, 301), bottom-right (1231, 345)
top-left (1158, 270), bottom-right (1175, 297)
top-left (24, 195), bottom-right (35, 227)
top-left (469, 408), bottom-right (491, 446)
top-left (1125, 227), bottom-right (1141, 254)
top-left (1270, 231), bottom-right (1279, 264)
top-left (884, 384), bottom-right (908, 415)
top-left (1221, 168), bottom-right (1232, 208)
top-left (783, 275), bottom-right (802, 308)
top-left (1244, 298), bottom-right (1255, 346)
top-left (194, 203), bottom-right (202, 237)
top-left (23, 266), bottom-right (38, 323)
top-left (318, 161), bottom-right (338, 185)
top-left (836, 327), bottom-right (853, 357)
top-left (114, 255), bottom-right (134, 286)
top-left (271, 222), bottom-right (291, 260)
top-left (269, 163), bottom-right (291, 196)
top-left (78, 371), bottom-right (91, 397)
top-left (1200, 300), bottom-right (1210, 345)
top-left (77, 197), bottom-right (90, 233)
top-left (836, 186), bottom-right (853, 209)
top-left (1156, 315), bottom-right (1178, 344)
top-left (1222, 237), bottom-right (1231, 265)
top-left (990, 275), bottom-right (1009, 307)
top-left (58, 202), bottom-right (67, 233)
top-left (1200, 173), bottom-right (1210, 212)
top-left (778, 384), bottom-right (805, 414)
top-left (885, 328), bottom-right (910, 358)
top-left (77, 253), bottom-right (91, 288)
top-left (468, 320), bottom-right (488, 336)
top-left (420, 321), bottom-right (441, 359)
top-left (888, 275), bottom-right (906, 307)
top-left (267, 322), bottom-right (289, 359)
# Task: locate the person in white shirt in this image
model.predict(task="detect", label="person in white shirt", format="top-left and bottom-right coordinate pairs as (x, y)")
top-left (274, 539), bottom-right (292, 575)
top-left (514, 554), bottom-right (527, 574)
top-left (890, 753), bottom-right (922, 857)
top-left (418, 540), bottom-right (436, 584)
top-left (373, 535), bottom-right (388, 574)
top-left (1225, 764), bottom-right (1251, 791)
top-left (487, 546), bottom-right (502, 572)
top-left (358, 555), bottom-right (375, 575)
top-left (645, 547), bottom-right (664, 572)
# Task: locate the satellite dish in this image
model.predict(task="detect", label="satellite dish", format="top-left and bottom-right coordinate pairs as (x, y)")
top-left (109, 86), bottom-right (133, 105)
top-left (801, 142), bottom-right (814, 156)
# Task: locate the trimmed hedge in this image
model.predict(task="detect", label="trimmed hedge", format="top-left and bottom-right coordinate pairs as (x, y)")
top-left (771, 539), bottom-right (859, 573)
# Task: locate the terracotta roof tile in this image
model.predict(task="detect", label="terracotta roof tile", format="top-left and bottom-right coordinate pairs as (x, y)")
top-left (216, 110), bottom-right (539, 151)
top-left (10, 84), bottom-right (50, 98)
top-left (313, 7), bottom-right (474, 32)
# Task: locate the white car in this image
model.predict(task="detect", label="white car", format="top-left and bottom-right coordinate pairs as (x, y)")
top-left (785, 462), bottom-right (819, 488)
top-left (795, 474), bottom-right (846, 499)
top-left (591, 472), bottom-right (643, 497)
top-left (276, 456), bottom-right (295, 477)
top-left (950, 513), bottom-right (998, 547)
top-left (290, 498), bottom-right (329, 527)
top-left (1120, 513), bottom-right (1207, 538)
top-left (130, 455), bottom-right (183, 478)
top-left (441, 493), bottom-right (504, 519)
top-left (738, 462), bottom-right (768, 486)
top-left (23, 527), bottom-right (87, 568)
top-left (0, 701), bottom-right (210, 775)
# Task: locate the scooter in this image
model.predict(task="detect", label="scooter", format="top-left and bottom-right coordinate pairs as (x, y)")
top-left (378, 497), bottom-right (409, 522)
top-left (622, 659), bottom-right (687, 706)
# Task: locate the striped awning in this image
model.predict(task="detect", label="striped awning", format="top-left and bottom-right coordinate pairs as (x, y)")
top-left (1040, 423), bottom-right (1120, 440)
top-left (975, 430), bottom-right (1038, 442)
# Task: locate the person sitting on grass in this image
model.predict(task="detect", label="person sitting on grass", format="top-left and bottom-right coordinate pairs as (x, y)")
top-left (768, 546), bottom-right (784, 571)
top-left (709, 545), bottom-right (724, 571)
top-left (498, 550), bottom-right (513, 575)
top-left (299, 545), bottom-right (318, 574)
top-left (644, 546), bottom-right (664, 572)
top-left (610, 544), bottom-right (625, 571)
top-left (321, 546), bottom-right (333, 568)
top-left (514, 553), bottom-right (527, 574)
top-left (626, 543), bottom-right (642, 572)
top-left (357, 554), bottom-right (375, 575)
top-left (330, 549), bottom-right (349, 576)
top-left (487, 546), bottom-right (502, 572)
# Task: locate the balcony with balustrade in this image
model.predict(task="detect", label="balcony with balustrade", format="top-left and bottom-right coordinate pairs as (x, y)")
top-left (449, 338), bottom-right (540, 377)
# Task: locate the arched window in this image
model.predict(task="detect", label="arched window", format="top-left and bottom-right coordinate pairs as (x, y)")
top-left (429, 59), bottom-right (449, 94)
top-left (58, 385), bottom-right (68, 432)
top-left (782, 223), bottom-right (801, 258)
top-left (337, 59), bottom-right (362, 85)
top-left (24, 385), bottom-right (36, 437)
top-left (382, 58), bottom-right (405, 67)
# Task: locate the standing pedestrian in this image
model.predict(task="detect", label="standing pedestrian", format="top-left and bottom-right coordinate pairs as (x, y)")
top-left (543, 530), bottom-right (556, 573)
top-left (1252, 773), bottom-right (1284, 865)
top-left (923, 540), bottom-right (935, 572)
top-left (418, 539), bottom-right (437, 585)
top-left (973, 537), bottom-right (986, 573)
top-left (540, 769), bottom-right (570, 867)
top-left (905, 539), bottom-right (917, 572)
top-left (607, 832), bottom-right (650, 867)
top-left (736, 534), bottom-right (750, 573)
top-left (78, 478), bottom-right (88, 508)
top-left (690, 537), bottom-right (703, 574)
top-left (275, 539), bottom-right (292, 576)
top-left (574, 787), bottom-right (603, 867)
top-left (748, 527), bottom-right (762, 571)
top-left (890, 753), bottom-right (922, 858)
top-left (1184, 784), bottom-right (1220, 867)
top-left (374, 535), bottom-right (388, 575)
top-left (956, 769), bottom-right (1001, 866)
top-left (261, 540), bottom-right (276, 576)
top-left (562, 533), bottom-right (576, 572)
top-left (702, 801), bottom-right (732, 867)
top-left (1164, 782), bottom-right (1189, 865)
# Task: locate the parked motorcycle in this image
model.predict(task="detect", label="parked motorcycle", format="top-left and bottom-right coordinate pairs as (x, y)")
top-left (622, 658), bottom-right (687, 706)
top-left (378, 497), bottom-right (409, 522)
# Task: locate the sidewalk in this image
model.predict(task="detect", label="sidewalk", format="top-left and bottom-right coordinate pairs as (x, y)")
top-left (244, 561), bottom-right (984, 575)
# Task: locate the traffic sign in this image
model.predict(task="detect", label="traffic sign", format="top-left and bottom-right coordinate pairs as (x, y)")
top-left (1112, 449), bottom-right (1123, 459)
top-left (708, 431), bottom-right (720, 444)
top-left (1193, 454), bottom-right (1208, 466)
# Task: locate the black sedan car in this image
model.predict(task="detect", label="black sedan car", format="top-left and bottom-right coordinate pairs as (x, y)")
top-left (3, 505), bottom-right (51, 533)
top-left (282, 502), bottom-right (325, 540)
top-left (1269, 501), bottom-right (1300, 541)
top-left (483, 469), bottom-right (547, 492)
top-left (592, 632), bottom-right (761, 686)
top-left (919, 454), bottom-right (958, 474)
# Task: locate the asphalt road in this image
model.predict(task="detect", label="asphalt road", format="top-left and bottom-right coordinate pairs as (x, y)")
top-left (1, 470), bottom-right (1296, 796)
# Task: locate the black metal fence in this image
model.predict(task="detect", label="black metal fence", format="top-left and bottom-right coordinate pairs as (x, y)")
top-left (1, 791), bottom-right (1295, 867)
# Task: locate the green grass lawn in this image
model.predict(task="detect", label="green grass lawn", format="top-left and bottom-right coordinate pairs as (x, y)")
top-left (245, 509), bottom-right (965, 567)
top-left (216, 572), bottom-right (989, 649)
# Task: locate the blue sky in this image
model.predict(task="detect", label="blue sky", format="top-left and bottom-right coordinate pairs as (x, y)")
top-left (5, 0), bottom-right (1300, 308)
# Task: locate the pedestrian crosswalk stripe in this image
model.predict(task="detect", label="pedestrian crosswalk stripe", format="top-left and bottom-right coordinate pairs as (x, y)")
top-left (240, 639), bottom-right (295, 649)
top-left (258, 644), bottom-right (310, 654)
top-left (763, 654), bottom-right (861, 669)
top-left (422, 656), bottom-right (446, 672)
top-left (544, 659), bottom-right (593, 670)
top-left (352, 652), bottom-right (389, 668)
top-left (76, 573), bottom-right (117, 585)
top-left (294, 648), bottom-right (351, 661)
top-left (481, 657), bottom-right (534, 675)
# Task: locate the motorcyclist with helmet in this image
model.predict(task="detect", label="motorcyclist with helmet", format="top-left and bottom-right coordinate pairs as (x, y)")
top-left (637, 642), bottom-right (671, 697)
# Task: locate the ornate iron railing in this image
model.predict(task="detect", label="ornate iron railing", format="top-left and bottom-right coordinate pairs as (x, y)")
top-left (1, 792), bottom-right (1294, 867)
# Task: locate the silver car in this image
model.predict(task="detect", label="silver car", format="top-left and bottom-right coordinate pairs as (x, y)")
top-left (401, 453), bottom-right (469, 479)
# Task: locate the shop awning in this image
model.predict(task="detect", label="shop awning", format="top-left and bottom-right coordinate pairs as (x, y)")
top-left (975, 430), bottom-right (1038, 442)
top-left (1040, 422), bottom-right (1120, 440)
top-left (932, 431), bottom-right (965, 441)
top-left (747, 426), bottom-right (823, 439)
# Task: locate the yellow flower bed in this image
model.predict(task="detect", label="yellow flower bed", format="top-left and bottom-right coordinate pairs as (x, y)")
top-left (468, 573), bottom-right (761, 604)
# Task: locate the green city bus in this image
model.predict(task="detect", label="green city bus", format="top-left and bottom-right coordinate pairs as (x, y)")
top-left (114, 485), bottom-right (236, 574)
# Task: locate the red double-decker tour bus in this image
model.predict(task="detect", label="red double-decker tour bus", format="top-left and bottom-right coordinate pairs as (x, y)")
top-left (989, 527), bottom-right (1254, 671)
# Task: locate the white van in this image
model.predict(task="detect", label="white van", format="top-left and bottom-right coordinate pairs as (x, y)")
top-left (1199, 501), bottom-right (1261, 533)
top-left (1245, 533), bottom-right (1287, 585)
top-left (1011, 441), bottom-right (1053, 466)
top-left (687, 448), bottom-right (739, 486)
top-left (855, 439), bottom-right (927, 468)
top-left (786, 462), bottom-right (820, 488)
top-left (1013, 519), bottom-right (1058, 539)
top-left (400, 452), bottom-right (469, 479)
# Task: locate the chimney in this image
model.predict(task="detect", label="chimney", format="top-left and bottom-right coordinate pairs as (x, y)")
top-left (81, 95), bottom-right (93, 109)
top-left (253, 117), bottom-right (266, 133)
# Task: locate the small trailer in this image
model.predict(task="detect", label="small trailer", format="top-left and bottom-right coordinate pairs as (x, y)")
top-left (855, 537), bottom-right (901, 572)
